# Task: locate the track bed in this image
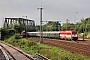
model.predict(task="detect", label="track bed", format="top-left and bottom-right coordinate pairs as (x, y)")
top-left (30, 37), bottom-right (90, 57)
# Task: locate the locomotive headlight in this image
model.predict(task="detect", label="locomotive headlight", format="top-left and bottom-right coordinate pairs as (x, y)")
top-left (75, 34), bottom-right (77, 37)
top-left (72, 34), bottom-right (77, 37)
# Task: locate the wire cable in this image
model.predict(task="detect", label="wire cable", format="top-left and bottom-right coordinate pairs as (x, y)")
top-left (44, 0), bottom-right (58, 8)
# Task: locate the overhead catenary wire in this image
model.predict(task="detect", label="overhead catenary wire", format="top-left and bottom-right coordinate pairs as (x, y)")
top-left (42, 0), bottom-right (58, 8)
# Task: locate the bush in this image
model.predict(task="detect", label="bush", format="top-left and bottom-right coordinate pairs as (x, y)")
top-left (1, 28), bottom-right (15, 40)
top-left (14, 33), bottom-right (22, 39)
top-left (27, 40), bottom-right (37, 47)
top-left (13, 24), bottom-right (22, 33)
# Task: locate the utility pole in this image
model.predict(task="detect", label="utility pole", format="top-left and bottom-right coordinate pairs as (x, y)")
top-left (58, 21), bottom-right (61, 31)
top-left (26, 16), bottom-right (27, 39)
top-left (83, 25), bottom-right (84, 40)
top-left (45, 21), bottom-right (48, 31)
top-left (22, 16), bottom-right (27, 39)
top-left (83, 19), bottom-right (84, 41)
top-left (74, 12), bottom-right (78, 30)
top-left (37, 6), bottom-right (43, 44)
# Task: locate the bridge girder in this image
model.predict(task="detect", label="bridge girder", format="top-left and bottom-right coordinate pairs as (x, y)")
top-left (3, 18), bottom-right (35, 32)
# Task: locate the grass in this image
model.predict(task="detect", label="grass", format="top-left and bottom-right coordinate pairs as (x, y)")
top-left (3, 35), bottom-right (90, 60)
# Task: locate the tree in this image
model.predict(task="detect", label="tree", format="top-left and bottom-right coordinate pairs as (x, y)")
top-left (35, 25), bottom-right (40, 31)
top-left (35, 21), bottom-right (61, 31)
top-left (61, 23), bottom-right (74, 31)
top-left (1, 27), bottom-right (15, 40)
top-left (44, 21), bottom-right (61, 31)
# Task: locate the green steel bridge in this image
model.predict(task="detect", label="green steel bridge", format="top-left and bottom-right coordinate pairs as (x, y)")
top-left (3, 18), bottom-right (36, 32)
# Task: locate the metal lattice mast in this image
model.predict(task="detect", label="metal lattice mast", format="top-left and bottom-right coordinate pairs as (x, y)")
top-left (37, 6), bottom-right (43, 44)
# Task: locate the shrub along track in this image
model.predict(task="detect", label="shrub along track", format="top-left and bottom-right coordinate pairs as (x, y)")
top-left (30, 37), bottom-right (90, 57)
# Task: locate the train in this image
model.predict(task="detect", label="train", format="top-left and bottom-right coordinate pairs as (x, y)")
top-left (21, 30), bottom-right (78, 40)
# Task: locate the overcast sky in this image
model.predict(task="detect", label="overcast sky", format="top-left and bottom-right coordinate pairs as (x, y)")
top-left (0, 0), bottom-right (90, 27)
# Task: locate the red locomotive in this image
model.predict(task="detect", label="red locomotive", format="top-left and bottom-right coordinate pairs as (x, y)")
top-left (60, 30), bottom-right (78, 40)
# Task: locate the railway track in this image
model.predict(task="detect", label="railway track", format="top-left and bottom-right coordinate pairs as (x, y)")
top-left (0, 41), bottom-right (49, 60)
top-left (30, 37), bottom-right (90, 57)
top-left (0, 47), bottom-right (6, 60)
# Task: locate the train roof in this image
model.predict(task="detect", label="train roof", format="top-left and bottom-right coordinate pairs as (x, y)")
top-left (60, 30), bottom-right (77, 33)
top-left (27, 31), bottom-right (60, 33)
top-left (27, 30), bottom-right (77, 34)
top-left (43, 31), bottom-right (60, 33)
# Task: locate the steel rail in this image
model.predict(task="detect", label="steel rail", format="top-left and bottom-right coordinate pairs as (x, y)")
top-left (0, 43), bottom-right (16, 60)
top-left (0, 42), bottom-right (34, 60)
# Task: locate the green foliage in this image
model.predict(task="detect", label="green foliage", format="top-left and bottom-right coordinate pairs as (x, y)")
top-left (35, 25), bottom-right (40, 31)
top-left (1, 23), bottom-right (23, 40)
top-left (13, 24), bottom-right (22, 33)
top-left (61, 23), bottom-right (74, 31)
top-left (27, 40), bottom-right (37, 47)
top-left (1, 27), bottom-right (15, 40)
top-left (77, 18), bottom-right (90, 38)
top-left (36, 21), bottom-right (61, 31)
top-left (14, 33), bottom-right (22, 39)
